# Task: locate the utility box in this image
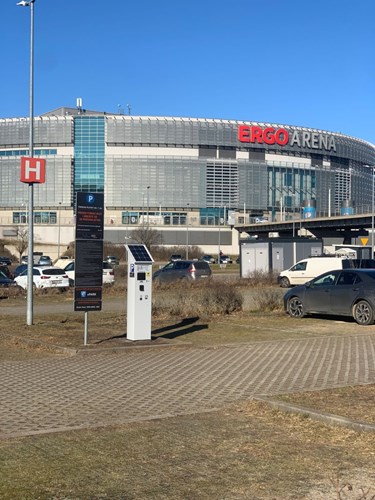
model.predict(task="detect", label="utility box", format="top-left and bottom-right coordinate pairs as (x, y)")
top-left (239, 238), bottom-right (323, 277)
top-left (125, 244), bottom-right (154, 341)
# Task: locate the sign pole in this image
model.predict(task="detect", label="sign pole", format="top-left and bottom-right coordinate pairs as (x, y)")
top-left (84, 312), bottom-right (88, 346)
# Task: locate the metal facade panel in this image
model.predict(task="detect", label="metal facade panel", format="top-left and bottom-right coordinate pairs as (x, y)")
top-left (105, 156), bottom-right (206, 208)
top-left (0, 156), bottom-right (72, 207)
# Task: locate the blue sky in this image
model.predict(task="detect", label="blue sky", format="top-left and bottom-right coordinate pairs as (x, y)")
top-left (1, 0), bottom-right (374, 143)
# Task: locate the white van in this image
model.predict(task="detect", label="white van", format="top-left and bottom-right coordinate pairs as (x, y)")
top-left (278, 257), bottom-right (352, 287)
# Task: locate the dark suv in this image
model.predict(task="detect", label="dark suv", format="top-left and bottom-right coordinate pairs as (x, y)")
top-left (153, 260), bottom-right (212, 283)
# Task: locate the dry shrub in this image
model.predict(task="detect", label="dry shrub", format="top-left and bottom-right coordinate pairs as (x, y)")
top-left (240, 270), bottom-right (279, 287)
top-left (152, 281), bottom-right (243, 318)
top-left (201, 281), bottom-right (243, 315)
top-left (0, 286), bottom-right (24, 300)
top-left (252, 288), bottom-right (283, 312)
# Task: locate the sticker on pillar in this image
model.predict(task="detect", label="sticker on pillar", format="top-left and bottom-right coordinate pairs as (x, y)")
top-left (130, 263), bottom-right (135, 277)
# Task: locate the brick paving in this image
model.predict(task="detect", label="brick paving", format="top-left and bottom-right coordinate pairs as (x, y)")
top-left (1, 333), bottom-right (375, 438)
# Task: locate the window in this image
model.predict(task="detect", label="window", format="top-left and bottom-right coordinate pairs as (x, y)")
top-left (337, 272), bottom-right (357, 286)
top-left (313, 272), bottom-right (338, 286)
top-left (291, 262), bottom-right (307, 271)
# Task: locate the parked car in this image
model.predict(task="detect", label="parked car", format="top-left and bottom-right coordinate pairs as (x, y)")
top-left (0, 277), bottom-right (16, 288)
top-left (284, 268), bottom-right (375, 325)
top-left (169, 254), bottom-right (182, 262)
top-left (13, 264), bottom-right (28, 278)
top-left (63, 261), bottom-right (115, 286)
top-left (200, 254), bottom-right (216, 264)
top-left (14, 266), bottom-right (69, 290)
top-left (153, 260), bottom-right (212, 283)
top-left (0, 264), bottom-right (15, 286)
top-left (0, 265), bottom-right (12, 280)
top-left (278, 256), bottom-right (353, 288)
top-left (219, 255), bottom-right (232, 264)
top-left (37, 255), bottom-right (52, 266)
top-left (0, 256), bottom-right (12, 265)
top-left (106, 255), bottom-right (119, 266)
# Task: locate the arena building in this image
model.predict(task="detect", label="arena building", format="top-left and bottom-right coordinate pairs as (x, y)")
top-left (0, 105), bottom-right (374, 257)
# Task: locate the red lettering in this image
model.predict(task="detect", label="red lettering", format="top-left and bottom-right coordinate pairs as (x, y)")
top-left (275, 128), bottom-right (289, 145)
top-left (238, 125), bottom-right (250, 142)
top-left (263, 127), bottom-right (275, 145)
top-left (251, 126), bottom-right (263, 144)
top-left (238, 125), bottom-right (289, 146)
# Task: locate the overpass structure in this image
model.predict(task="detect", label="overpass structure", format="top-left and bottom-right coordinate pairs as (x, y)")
top-left (236, 213), bottom-right (373, 245)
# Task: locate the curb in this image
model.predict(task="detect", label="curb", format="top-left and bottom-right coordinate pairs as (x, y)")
top-left (254, 395), bottom-right (375, 433)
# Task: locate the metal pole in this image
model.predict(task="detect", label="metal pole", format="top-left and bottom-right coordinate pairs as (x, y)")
top-left (372, 169), bottom-right (374, 257)
top-left (84, 312), bottom-right (88, 346)
top-left (218, 208), bottom-right (221, 264)
top-left (328, 189), bottom-right (331, 217)
top-left (57, 202), bottom-right (61, 258)
top-left (185, 203), bottom-right (189, 259)
top-left (19, 0), bottom-right (36, 326)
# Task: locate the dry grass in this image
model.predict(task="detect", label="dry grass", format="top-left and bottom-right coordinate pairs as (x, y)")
top-left (0, 400), bottom-right (374, 499)
top-left (2, 284), bottom-right (375, 498)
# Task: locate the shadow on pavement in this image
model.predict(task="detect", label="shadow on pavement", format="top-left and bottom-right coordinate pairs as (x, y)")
top-left (93, 317), bottom-right (207, 344)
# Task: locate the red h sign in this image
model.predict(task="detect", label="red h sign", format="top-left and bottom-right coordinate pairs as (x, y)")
top-left (20, 157), bottom-right (46, 184)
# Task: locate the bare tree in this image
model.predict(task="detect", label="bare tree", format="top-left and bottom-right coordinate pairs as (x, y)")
top-left (13, 226), bottom-right (28, 263)
top-left (131, 227), bottom-right (163, 250)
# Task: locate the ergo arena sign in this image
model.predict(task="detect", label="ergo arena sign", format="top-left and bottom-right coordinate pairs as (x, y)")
top-left (238, 125), bottom-right (336, 152)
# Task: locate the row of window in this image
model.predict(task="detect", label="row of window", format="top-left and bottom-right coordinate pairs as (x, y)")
top-left (13, 211), bottom-right (57, 224)
top-left (0, 149), bottom-right (57, 156)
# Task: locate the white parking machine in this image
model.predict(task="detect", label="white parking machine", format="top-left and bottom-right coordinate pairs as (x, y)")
top-left (125, 244), bottom-right (154, 341)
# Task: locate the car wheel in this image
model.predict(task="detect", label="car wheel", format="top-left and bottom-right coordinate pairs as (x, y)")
top-left (353, 300), bottom-right (374, 325)
top-left (279, 277), bottom-right (291, 288)
top-left (287, 296), bottom-right (305, 318)
top-left (69, 279), bottom-right (74, 287)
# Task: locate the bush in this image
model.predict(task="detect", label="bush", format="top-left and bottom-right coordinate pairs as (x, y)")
top-left (240, 270), bottom-right (279, 287)
top-left (152, 281), bottom-right (243, 318)
top-left (252, 289), bottom-right (283, 312)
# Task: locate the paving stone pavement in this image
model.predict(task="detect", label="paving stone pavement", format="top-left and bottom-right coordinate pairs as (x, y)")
top-left (2, 333), bottom-right (375, 438)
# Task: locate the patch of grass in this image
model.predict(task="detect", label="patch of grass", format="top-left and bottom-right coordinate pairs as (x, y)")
top-left (0, 400), bottom-right (374, 499)
top-left (277, 385), bottom-right (375, 425)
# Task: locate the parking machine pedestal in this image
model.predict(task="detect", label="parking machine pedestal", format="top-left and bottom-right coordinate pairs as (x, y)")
top-left (125, 244), bottom-right (154, 341)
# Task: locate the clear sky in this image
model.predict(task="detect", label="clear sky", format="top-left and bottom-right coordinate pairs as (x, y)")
top-left (1, 0), bottom-right (374, 143)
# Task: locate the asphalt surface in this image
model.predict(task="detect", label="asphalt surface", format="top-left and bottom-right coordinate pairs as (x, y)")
top-left (2, 330), bottom-right (375, 438)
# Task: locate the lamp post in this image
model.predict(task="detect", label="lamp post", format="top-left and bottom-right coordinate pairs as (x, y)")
top-left (18, 0), bottom-right (35, 326)
top-left (372, 168), bottom-right (375, 258)
top-left (57, 202), bottom-right (62, 258)
top-left (185, 203), bottom-right (189, 259)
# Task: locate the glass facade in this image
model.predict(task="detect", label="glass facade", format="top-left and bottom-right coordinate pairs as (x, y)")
top-left (0, 111), bottom-right (373, 224)
top-left (74, 117), bottom-right (105, 193)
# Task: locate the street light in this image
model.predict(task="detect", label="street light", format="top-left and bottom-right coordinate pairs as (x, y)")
top-left (185, 203), bottom-right (189, 259)
top-left (18, 0), bottom-right (35, 326)
top-left (57, 202), bottom-right (62, 258)
top-left (372, 168), bottom-right (375, 257)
